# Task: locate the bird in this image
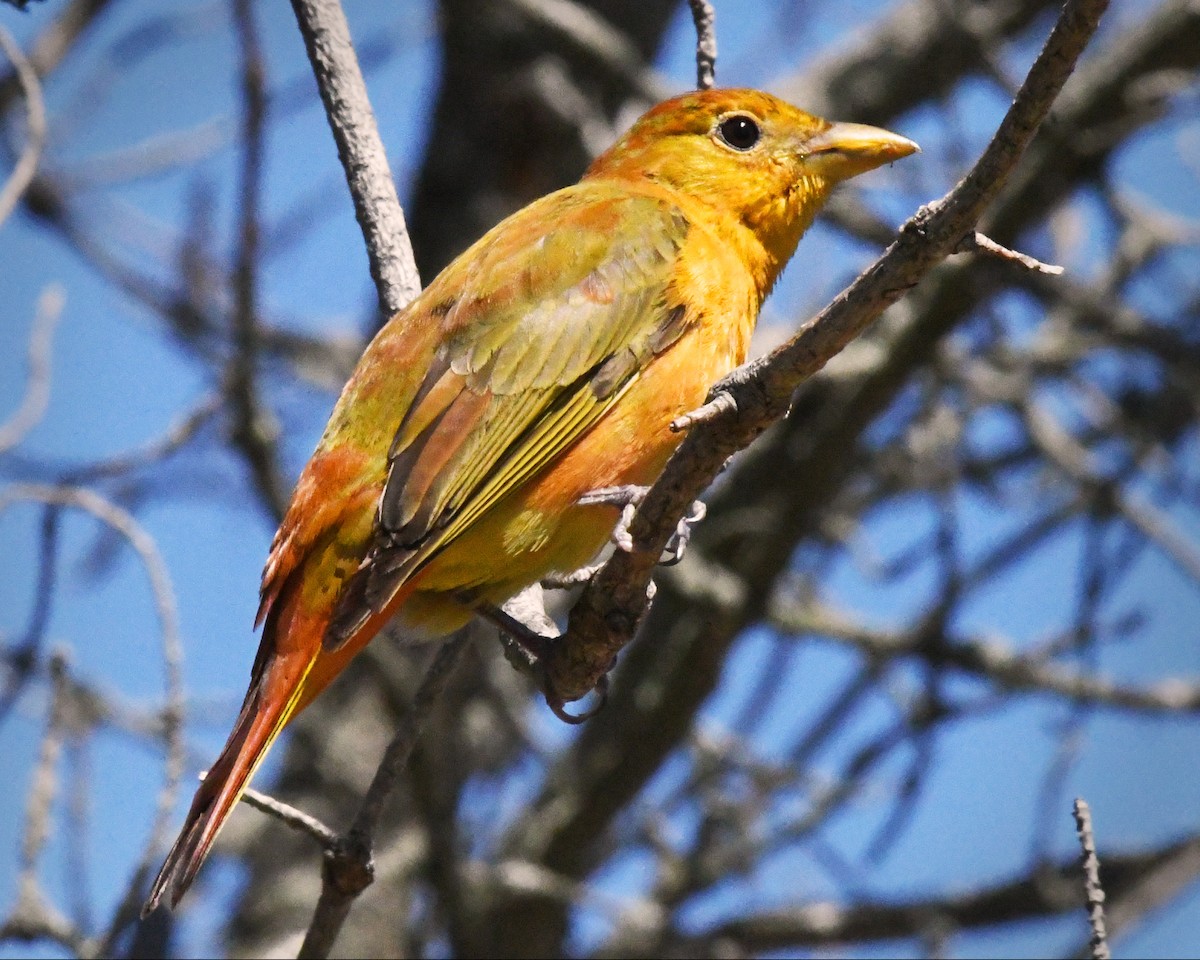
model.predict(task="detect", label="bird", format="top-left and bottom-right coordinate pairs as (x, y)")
top-left (143, 87), bottom-right (917, 914)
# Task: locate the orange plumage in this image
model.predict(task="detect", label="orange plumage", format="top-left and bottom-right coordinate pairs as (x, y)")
top-left (143, 88), bottom-right (916, 913)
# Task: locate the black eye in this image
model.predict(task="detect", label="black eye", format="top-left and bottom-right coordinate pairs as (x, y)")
top-left (717, 115), bottom-right (760, 151)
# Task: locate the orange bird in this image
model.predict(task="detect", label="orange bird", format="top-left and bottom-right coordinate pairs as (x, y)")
top-left (144, 88), bottom-right (916, 913)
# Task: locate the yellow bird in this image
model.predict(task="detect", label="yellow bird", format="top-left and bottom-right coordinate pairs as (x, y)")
top-left (144, 87), bottom-right (917, 913)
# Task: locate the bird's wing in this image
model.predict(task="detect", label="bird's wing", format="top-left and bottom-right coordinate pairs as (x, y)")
top-left (326, 188), bottom-right (693, 647)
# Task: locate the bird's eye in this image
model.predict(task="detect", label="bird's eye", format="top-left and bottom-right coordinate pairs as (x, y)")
top-left (717, 115), bottom-right (761, 151)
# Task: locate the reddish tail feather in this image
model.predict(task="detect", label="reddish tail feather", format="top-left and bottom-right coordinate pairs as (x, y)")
top-left (141, 653), bottom-right (314, 916)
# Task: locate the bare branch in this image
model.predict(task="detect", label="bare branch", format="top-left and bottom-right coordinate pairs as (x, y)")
top-left (956, 230), bottom-right (1064, 274)
top-left (686, 0), bottom-right (717, 90)
top-left (288, 0), bottom-right (421, 315)
top-left (547, 0), bottom-right (1112, 704)
top-left (0, 504), bottom-right (59, 724)
top-left (670, 389), bottom-right (736, 432)
top-left (0, 485), bottom-right (186, 956)
top-left (1073, 797), bottom-right (1111, 960)
top-left (60, 395), bottom-right (221, 484)
top-left (1095, 827), bottom-right (1200, 950)
top-left (0, 653), bottom-right (97, 958)
top-left (0, 25), bottom-right (47, 226)
top-left (237, 782), bottom-right (340, 852)
top-left (297, 631), bottom-right (471, 959)
top-left (16, 653), bottom-right (68, 897)
top-left (0, 0), bottom-right (115, 113)
top-left (227, 0), bottom-right (288, 521)
top-left (1026, 401), bottom-right (1200, 586)
top-left (504, 0), bottom-right (668, 102)
top-left (682, 835), bottom-right (1200, 952)
top-left (771, 597), bottom-right (1200, 714)
top-left (0, 285), bottom-right (64, 455)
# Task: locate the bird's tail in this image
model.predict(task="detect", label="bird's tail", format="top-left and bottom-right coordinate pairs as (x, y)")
top-left (141, 558), bottom-right (424, 917)
top-left (141, 651), bottom-right (316, 916)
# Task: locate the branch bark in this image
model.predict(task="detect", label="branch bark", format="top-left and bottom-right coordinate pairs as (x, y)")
top-left (674, 834), bottom-right (1200, 953)
top-left (297, 633), bottom-right (470, 959)
top-left (1073, 798), bottom-right (1112, 960)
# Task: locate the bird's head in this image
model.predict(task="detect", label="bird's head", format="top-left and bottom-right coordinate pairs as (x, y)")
top-left (586, 88), bottom-right (918, 282)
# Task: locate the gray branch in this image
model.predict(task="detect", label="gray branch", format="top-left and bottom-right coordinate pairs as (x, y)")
top-left (546, 0), bottom-right (1113, 704)
top-left (288, 0), bottom-right (421, 315)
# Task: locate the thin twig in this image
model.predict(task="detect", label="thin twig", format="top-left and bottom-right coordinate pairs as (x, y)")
top-left (670, 389), bottom-right (736, 432)
top-left (288, 0), bottom-right (421, 315)
top-left (297, 632), bottom-right (471, 959)
top-left (1073, 798), bottom-right (1111, 960)
top-left (1090, 828), bottom-right (1200, 952)
top-left (0, 25), bottom-right (47, 226)
top-left (63, 741), bottom-right (93, 932)
top-left (677, 835), bottom-right (1200, 953)
top-left (0, 652), bottom-right (97, 957)
top-left (278, 1), bottom-right (443, 951)
top-left (0, 504), bottom-right (59, 725)
top-left (236, 781), bottom-right (340, 851)
top-left (505, 0), bottom-right (667, 103)
top-left (61, 394), bottom-right (221, 484)
top-left (0, 285), bottom-right (65, 455)
top-left (228, 0), bottom-right (287, 521)
top-left (771, 596), bottom-right (1200, 714)
top-left (1026, 401), bottom-right (1200, 587)
top-left (957, 230), bottom-right (1064, 274)
top-left (16, 652), bottom-right (69, 898)
top-left (686, 0), bottom-right (717, 90)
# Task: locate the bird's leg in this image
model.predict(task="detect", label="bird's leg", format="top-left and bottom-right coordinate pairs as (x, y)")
top-left (485, 484), bottom-right (706, 724)
top-left (471, 585), bottom-right (606, 724)
top-left (471, 586), bottom-right (556, 666)
top-left (541, 561), bottom-right (605, 589)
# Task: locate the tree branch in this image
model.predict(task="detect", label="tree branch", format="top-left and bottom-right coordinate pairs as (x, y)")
top-left (545, 0), bottom-right (1112, 704)
top-left (297, 632), bottom-right (471, 959)
top-left (678, 834), bottom-right (1200, 953)
top-left (228, 0), bottom-right (287, 521)
top-left (770, 597), bottom-right (1200, 715)
top-left (686, 0), bottom-right (716, 91)
top-left (0, 486), bottom-right (185, 959)
top-left (0, 25), bottom-right (47, 226)
top-left (288, 0), bottom-right (421, 316)
top-left (0, 286), bottom-right (64, 455)
top-left (1073, 798), bottom-right (1111, 960)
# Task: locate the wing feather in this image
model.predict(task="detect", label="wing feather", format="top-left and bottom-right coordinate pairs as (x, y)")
top-left (325, 188), bottom-right (694, 649)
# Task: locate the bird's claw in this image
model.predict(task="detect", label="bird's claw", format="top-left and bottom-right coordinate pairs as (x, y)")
top-left (660, 499), bottom-right (706, 565)
top-left (578, 485), bottom-right (706, 565)
top-left (578, 485), bottom-right (650, 553)
top-left (546, 674), bottom-right (609, 725)
top-left (474, 588), bottom-right (612, 724)
top-left (577, 485), bottom-right (650, 509)
top-left (613, 502), bottom-right (638, 552)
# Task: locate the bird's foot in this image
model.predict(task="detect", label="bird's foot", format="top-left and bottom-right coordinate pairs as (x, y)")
top-left (577, 484), bottom-right (706, 565)
top-left (473, 586), bottom-right (608, 724)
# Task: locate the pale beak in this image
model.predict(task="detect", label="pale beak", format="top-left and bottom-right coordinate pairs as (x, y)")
top-left (802, 121), bottom-right (919, 177)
